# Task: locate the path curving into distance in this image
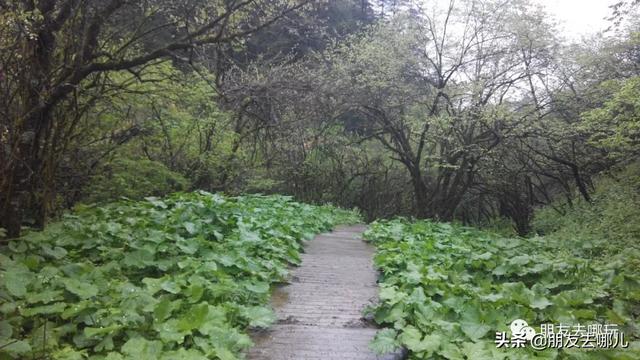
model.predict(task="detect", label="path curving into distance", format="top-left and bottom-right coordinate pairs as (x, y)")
top-left (247, 225), bottom-right (402, 360)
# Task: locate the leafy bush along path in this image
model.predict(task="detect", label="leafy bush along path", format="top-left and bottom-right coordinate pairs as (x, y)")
top-left (364, 219), bottom-right (640, 360)
top-left (0, 192), bottom-right (359, 359)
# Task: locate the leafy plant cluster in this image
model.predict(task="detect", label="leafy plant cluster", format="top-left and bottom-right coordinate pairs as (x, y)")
top-left (81, 158), bottom-right (191, 205)
top-left (533, 163), bottom-right (640, 260)
top-left (0, 192), bottom-right (359, 359)
top-left (364, 219), bottom-right (639, 359)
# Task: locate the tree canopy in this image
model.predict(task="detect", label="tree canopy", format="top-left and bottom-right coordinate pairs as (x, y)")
top-left (1, 0), bottom-right (639, 237)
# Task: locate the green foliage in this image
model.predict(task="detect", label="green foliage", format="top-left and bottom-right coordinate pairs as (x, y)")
top-left (365, 218), bottom-right (640, 359)
top-left (478, 217), bottom-right (519, 238)
top-left (82, 158), bottom-right (190, 204)
top-left (533, 164), bottom-right (640, 259)
top-left (0, 192), bottom-right (360, 359)
top-left (582, 76), bottom-right (640, 159)
top-left (84, 62), bottom-right (241, 194)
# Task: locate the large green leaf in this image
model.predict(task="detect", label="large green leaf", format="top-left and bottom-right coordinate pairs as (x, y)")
top-left (241, 306), bottom-right (276, 328)
top-left (121, 337), bottom-right (163, 359)
top-left (155, 319), bottom-right (190, 344)
top-left (177, 303), bottom-right (209, 331)
top-left (20, 302), bottom-right (67, 316)
top-left (3, 266), bottom-right (32, 297)
top-left (0, 321), bottom-right (12, 341)
top-left (370, 329), bottom-right (398, 354)
top-left (62, 278), bottom-right (99, 299)
top-left (0, 339), bottom-right (32, 357)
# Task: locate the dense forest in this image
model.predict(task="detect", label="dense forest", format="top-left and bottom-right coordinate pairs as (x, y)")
top-left (1, 0), bottom-right (639, 359)
top-left (1, 0), bottom-right (639, 237)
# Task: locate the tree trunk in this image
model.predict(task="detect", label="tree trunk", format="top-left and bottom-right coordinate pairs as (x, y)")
top-left (570, 164), bottom-right (591, 203)
top-left (1, 137), bottom-right (50, 238)
top-left (1, 102), bottom-right (54, 239)
top-left (411, 171), bottom-right (430, 219)
top-left (0, 190), bottom-right (22, 240)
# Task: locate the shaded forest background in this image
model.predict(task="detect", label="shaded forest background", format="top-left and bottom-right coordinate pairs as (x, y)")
top-left (1, 0), bottom-right (639, 239)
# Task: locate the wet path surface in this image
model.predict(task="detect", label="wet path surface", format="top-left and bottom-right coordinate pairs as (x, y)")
top-left (247, 225), bottom-right (401, 360)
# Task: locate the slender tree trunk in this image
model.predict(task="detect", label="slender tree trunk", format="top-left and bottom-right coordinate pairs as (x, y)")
top-left (570, 164), bottom-right (591, 203)
top-left (411, 171), bottom-right (430, 218)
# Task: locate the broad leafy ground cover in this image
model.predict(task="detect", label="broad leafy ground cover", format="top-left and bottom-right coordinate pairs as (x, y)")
top-left (0, 192), bottom-right (359, 359)
top-left (365, 219), bottom-right (639, 359)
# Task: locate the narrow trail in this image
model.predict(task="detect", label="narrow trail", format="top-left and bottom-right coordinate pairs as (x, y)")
top-left (247, 225), bottom-right (401, 360)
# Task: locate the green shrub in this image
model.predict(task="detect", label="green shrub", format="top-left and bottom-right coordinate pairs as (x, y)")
top-left (82, 158), bottom-right (190, 204)
top-left (532, 163), bottom-right (640, 258)
top-left (478, 217), bottom-right (519, 238)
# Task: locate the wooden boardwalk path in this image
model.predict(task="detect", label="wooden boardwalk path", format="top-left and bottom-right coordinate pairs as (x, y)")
top-left (247, 225), bottom-right (401, 360)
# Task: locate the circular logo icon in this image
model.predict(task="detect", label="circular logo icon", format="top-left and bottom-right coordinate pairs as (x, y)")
top-left (510, 319), bottom-right (536, 341)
